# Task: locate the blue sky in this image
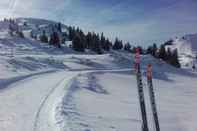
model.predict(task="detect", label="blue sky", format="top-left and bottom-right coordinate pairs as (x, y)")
top-left (0, 0), bottom-right (197, 46)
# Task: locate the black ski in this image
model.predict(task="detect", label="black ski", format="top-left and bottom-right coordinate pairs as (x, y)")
top-left (135, 49), bottom-right (149, 131)
top-left (147, 64), bottom-right (160, 131)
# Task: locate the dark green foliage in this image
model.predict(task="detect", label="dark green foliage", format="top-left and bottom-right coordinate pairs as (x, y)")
top-left (147, 43), bottom-right (158, 57)
top-left (17, 31), bottom-right (24, 38)
top-left (49, 32), bottom-right (61, 48)
top-left (159, 44), bottom-right (167, 60)
top-left (113, 37), bottom-right (123, 50)
top-left (104, 39), bottom-right (112, 51)
top-left (57, 22), bottom-right (62, 32)
top-left (99, 33), bottom-right (111, 52)
top-left (152, 43), bottom-right (158, 57)
top-left (68, 27), bottom-right (111, 54)
top-left (68, 26), bottom-right (75, 41)
top-left (30, 31), bottom-right (37, 39)
top-left (124, 42), bottom-right (131, 52)
top-left (147, 43), bottom-right (181, 68)
top-left (39, 30), bottom-right (48, 43)
top-left (169, 49), bottom-right (181, 68)
top-left (72, 34), bottom-right (85, 52)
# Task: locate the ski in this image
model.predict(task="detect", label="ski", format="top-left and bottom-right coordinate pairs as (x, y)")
top-left (147, 64), bottom-right (160, 131)
top-left (135, 48), bottom-right (149, 131)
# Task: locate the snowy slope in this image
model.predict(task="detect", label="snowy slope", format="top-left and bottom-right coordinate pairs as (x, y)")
top-left (0, 17), bottom-right (197, 131)
top-left (165, 33), bottom-right (197, 68)
top-left (55, 65), bottom-right (197, 131)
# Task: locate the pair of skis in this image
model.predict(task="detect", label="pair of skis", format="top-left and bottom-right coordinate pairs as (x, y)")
top-left (135, 48), bottom-right (160, 131)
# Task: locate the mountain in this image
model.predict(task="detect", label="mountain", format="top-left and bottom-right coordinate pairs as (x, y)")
top-left (165, 33), bottom-right (197, 68)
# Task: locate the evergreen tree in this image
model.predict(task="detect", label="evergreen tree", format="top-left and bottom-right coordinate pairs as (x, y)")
top-left (152, 43), bottom-right (158, 57)
top-left (57, 22), bottom-right (62, 32)
top-left (17, 31), bottom-right (24, 38)
top-left (68, 26), bottom-right (75, 41)
top-left (104, 39), bottom-right (112, 51)
top-left (49, 32), bottom-right (61, 48)
top-left (166, 47), bottom-right (172, 62)
top-left (95, 33), bottom-right (102, 54)
top-left (113, 37), bottom-right (123, 50)
top-left (72, 34), bottom-right (85, 52)
top-left (124, 42), bottom-right (131, 52)
top-left (100, 32), bottom-right (105, 49)
top-left (86, 32), bottom-right (92, 49)
top-left (147, 46), bottom-right (153, 55)
top-left (8, 24), bottom-right (14, 36)
top-left (159, 44), bottom-right (167, 60)
top-left (170, 49), bottom-right (181, 68)
top-left (39, 30), bottom-right (48, 43)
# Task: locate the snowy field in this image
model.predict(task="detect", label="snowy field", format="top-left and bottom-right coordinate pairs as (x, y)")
top-left (0, 18), bottom-right (197, 131)
top-left (55, 69), bottom-right (197, 131)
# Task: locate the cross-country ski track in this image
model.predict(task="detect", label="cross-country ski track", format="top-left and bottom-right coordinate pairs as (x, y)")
top-left (0, 68), bottom-right (132, 131)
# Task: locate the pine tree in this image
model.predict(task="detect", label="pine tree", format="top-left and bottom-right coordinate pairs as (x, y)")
top-left (166, 47), bottom-right (172, 63)
top-left (72, 34), bottom-right (85, 52)
top-left (113, 37), bottom-right (123, 50)
top-left (68, 26), bottom-right (75, 41)
top-left (100, 33), bottom-right (105, 49)
top-left (17, 31), bottom-right (24, 38)
top-left (159, 44), bottom-right (167, 60)
top-left (57, 22), bottom-right (62, 32)
top-left (39, 30), bottom-right (48, 43)
top-left (49, 32), bottom-right (61, 48)
top-left (95, 33), bottom-right (102, 54)
top-left (8, 24), bottom-right (14, 36)
top-left (170, 49), bottom-right (181, 68)
top-left (124, 42), bottom-right (131, 52)
top-left (152, 43), bottom-right (158, 57)
top-left (104, 39), bottom-right (112, 51)
top-left (86, 32), bottom-right (92, 49)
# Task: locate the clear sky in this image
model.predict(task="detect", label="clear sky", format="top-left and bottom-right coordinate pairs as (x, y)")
top-left (0, 0), bottom-right (197, 46)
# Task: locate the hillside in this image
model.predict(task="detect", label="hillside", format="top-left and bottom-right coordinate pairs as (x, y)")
top-left (165, 33), bottom-right (197, 68)
top-left (0, 18), bottom-right (197, 131)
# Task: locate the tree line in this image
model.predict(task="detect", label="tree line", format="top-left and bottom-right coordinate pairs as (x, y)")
top-left (147, 41), bottom-right (181, 68)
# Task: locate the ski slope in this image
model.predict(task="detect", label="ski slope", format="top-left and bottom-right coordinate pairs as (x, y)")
top-left (0, 71), bottom-right (78, 131)
top-left (54, 66), bottom-right (197, 131)
top-left (0, 18), bottom-right (197, 131)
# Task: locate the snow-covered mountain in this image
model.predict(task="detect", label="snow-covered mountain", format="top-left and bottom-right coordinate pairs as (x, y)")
top-left (165, 33), bottom-right (197, 68)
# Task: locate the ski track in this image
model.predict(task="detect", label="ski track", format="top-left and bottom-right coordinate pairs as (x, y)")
top-left (0, 70), bottom-right (74, 131)
top-left (0, 67), bottom-right (133, 131)
top-left (34, 68), bottom-right (133, 131)
top-left (0, 70), bottom-right (57, 90)
top-left (33, 76), bottom-right (69, 131)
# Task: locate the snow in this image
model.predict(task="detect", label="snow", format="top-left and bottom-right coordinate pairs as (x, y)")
top-left (0, 71), bottom-right (78, 131)
top-left (166, 34), bottom-right (197, 68)
top-left (55, 69), bottom-right (197, 131)
top-left (0, 17), bottom-right (197, 131)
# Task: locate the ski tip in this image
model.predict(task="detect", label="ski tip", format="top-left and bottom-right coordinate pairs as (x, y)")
top-left (147, 64), bottom-right (152, 79)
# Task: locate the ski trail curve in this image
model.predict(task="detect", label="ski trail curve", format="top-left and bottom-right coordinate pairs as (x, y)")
top-left (34, 69), bottom-right (133, 131)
